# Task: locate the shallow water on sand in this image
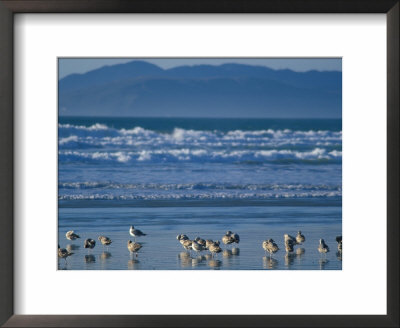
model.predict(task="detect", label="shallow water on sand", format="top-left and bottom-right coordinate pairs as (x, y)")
top-left (58, 204), bottom-right (342, 270)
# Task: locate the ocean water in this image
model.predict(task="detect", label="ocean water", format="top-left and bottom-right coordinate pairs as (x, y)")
top-left (58, 117), bottom-right (342, 270)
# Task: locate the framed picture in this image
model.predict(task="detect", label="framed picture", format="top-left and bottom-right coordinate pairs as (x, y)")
top-left (0, 0), bottom-right (398, 327)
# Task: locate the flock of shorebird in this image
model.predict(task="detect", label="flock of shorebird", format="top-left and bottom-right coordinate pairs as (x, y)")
top-left (58, 227), bottom-right (343, 264)
top-left (177, 230), bottom-right (342, 258)
top-left (58, 225), bottom-right (146, 262)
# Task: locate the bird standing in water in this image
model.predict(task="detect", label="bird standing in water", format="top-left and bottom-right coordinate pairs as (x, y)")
top-left (296, 231), bottom-right (305, 244)
top-left (98, 236), bottom-right (112, 249)
top-left (284, 239), bottom-right (295, 253)
top-left (318, 239), bottom-right (329, 255)
top-left (58, 244), bottom-right (73, 263)
top-left (208, 242), bottom-right (222, 257)
top-left (66, 230), bottom-right (80, 241)
top-left (222, 231), bottom-right (235, 247)
top-left (84, 238), bottom-right (96, 253)
top-left (262, 239), bottom-right (279, 258)
top-left (336, 236), bottom-right (342, 253)
top-left (129, 226), bottom-right (147, 242)
top-left (127, 240), bottom-right (142, 257)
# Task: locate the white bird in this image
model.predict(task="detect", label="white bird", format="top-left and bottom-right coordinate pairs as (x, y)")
top-left (318, 239), bottom-right (330, 254)
top-left (194, 237), bottom-right (206, 248)
top-left (191, 240), bottom-right (205, 254)
top-left (177, 234), bottom-right (189, 241)
top-left (129, 226), bottom-right (147, 241)
top-left (296, 231), bottom-right (305, 244)
top-left (66, 230), bottom-right (80, 241)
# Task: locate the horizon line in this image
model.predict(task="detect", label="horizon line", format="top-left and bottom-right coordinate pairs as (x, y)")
top-left (59, 115), bottom-right (342, 120)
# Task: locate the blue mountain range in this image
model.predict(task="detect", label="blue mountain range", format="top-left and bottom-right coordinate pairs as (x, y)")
top-left (59, 60), bottom-right (341, 118)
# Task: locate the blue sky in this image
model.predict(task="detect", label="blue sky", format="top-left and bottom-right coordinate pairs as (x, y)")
top-left (59, 58), bottom-right (341, 79)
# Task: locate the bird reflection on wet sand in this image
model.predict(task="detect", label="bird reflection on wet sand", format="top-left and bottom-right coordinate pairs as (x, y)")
top-left (223, 250), bottom-right (232, 258)
top-left (101, 251), bottom-right (112, 260)
top-left (284, 253), bottom-right (296, 267)
top-left (336, 251), bottom-right (342, 261)
top-left (127, 259), bottom-right (140, 270)
top-left (191, 255), bottom-right (208, 267)
top-left (178, 251), bottom-right (192, 268)
top-left (295, 248), bottom-right (305, 263)
top-left (232, 248), bottom-right (240, 256)
top-left (66, 244), bottom-right (80, 252)
top-left (223, 248), bottom-right (240, 258)
top-left (84, 254), bottom-right (96, 263)
top-left (208, 259), bottom-right (222, 269)
top-left (263, 256), bottom-right (278, 269)
top-left (319, 258), bottom-right (329, 269)
top-left (177, 251), bottom-right (227, 269)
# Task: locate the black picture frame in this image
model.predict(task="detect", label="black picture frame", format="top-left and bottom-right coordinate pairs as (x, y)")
top-left (0, 1), bottom-right (398, 327)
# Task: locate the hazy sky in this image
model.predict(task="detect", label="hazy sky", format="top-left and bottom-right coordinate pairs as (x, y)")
top-left (59, 58), bottom-right (341, 79)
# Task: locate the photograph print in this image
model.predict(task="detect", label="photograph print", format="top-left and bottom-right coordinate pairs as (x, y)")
top-left (58, 58), bottom-right (342, 270)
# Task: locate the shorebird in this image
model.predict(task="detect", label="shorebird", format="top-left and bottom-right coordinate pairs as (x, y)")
top-left (66, 230), bottom-right (80, 241)
top-left (129, 226), bottom-right (147, 241)
top-left (58, 245), bottom-right (73, 263)
top-left (318, 239), bottom-right (330, 255)
top-left (262, 239), bottom-right (279, 257)
top-left (205, 239), bottom-right (214, 249)
top-left (284, 239), bottom-right (295, 253)
top-left (231, 233), bottom-right (240, 245)
top-left (284, 234), bottom-right (298, 246)
top-left (191, 240), bottom-right (205, 254)
top-left (336, 236), bottom-right (342, 253)
top-left (98, 236), bottom-right (112, 248)
top-left (222, 231), bottom-right (235, 247)
top-left (84, 238), bottom-right (96, 252)
top-left (177, 234), bottom-right (189, 242)
top-left (181, 239), bottom-right (193, 251)
top-left (296, 231), bottom-right (305, 244)
top-left (127, 240), bottom-right (142, 257)
top-left (194, 237), bottom-right (206, 248)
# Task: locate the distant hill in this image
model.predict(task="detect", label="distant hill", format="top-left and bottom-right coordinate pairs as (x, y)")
top-left (59, 61), bottom-right (342, 118)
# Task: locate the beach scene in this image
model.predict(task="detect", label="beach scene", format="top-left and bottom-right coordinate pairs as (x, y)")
top-left (58, 58), bottom-right (342, 270)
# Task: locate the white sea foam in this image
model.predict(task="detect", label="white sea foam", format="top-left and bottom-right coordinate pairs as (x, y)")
top-left (58, 147), bottom-right (341, 164)
top-left (59, 181), bottom-right (341, 191)
top-left (58, 124), bottom-right (342, 164)
top-left (58, 190), bottom-right (342, 201)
